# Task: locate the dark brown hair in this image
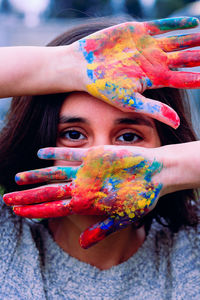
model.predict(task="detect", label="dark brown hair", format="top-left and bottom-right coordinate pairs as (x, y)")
top-left (0, 19), bottom-right (198, 232)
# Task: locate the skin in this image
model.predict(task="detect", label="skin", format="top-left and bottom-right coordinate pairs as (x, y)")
top-left (1, 18), bottom-right (200, 126)
top-left (4, 94), bottom-right (200, 268)
top-left (74, 17), bottom-right (200, 128)
top-left (2, 17), bottom-right (200, 267)
top-left (12, 146), bottom-right (163, 249)
top-left (11, 146), bottom-right (163, 248)
top-left (4, 92), bottom-right (162, 268)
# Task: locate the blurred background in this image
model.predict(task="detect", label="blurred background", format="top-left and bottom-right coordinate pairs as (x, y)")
top-left (0, 0), bottom-right (200, 134)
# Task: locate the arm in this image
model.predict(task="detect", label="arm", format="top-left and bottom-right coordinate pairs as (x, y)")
top-left (155, 140), bottom-right (200, 195)
top-left (0, 46), bottom-right (79, 98)
top-left (1, 17), bottom-right (200, 129)
top-left (3, 141), bottom-right (200, 248)
top-left (18, 141), bottom-right (200, 196)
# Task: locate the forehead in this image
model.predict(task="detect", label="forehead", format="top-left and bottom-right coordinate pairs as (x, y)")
top-left (60, 92), bottom-right (156, 127)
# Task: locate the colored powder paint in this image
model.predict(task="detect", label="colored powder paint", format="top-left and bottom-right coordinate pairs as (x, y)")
top-left (80, 217), bottom-right (115, 248)
top-left (4, 184), bottom-right (72, 205)
top-left (78, 22), bottom-right (181, 128)
top-left (15, 166), bottom-right (77, 185)
top-left (146, 17), bottom-right (199, 34)
top-left (71, 147), bottom-right (163, 220)
top-left (13, 199), bottom-right (72, 219)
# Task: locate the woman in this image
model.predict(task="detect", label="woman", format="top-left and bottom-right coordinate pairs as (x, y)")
top-left (0, 17), bottom-right (200, 298)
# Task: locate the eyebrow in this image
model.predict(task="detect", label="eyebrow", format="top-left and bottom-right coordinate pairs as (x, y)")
top-left (115, 117), bottom-right (154, 127)
top-left (59, 116), bottom-right (88, 124)
top-left (59, 115), bottom-right (154, 127)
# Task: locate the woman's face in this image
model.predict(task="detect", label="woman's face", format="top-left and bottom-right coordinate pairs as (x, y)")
top-left (56, 92), bottom-right (161, 151)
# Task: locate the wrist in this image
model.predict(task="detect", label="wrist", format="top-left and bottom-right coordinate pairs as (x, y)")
top-left (50, 44), bottom-right (86, 93)
top-left (1, 46), bottom-right (83, 96)
top-left (156, 141), bottom-right (200, 196)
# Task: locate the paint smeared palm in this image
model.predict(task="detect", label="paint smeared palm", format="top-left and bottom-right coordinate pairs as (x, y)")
top-left (3, 146), bottom-right (163, 248)
top-left (74, 17), bottom-right (200, 128)
top-left (70, 147), bottom-right (162, 217)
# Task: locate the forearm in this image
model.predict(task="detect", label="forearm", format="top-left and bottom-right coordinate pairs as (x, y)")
top-left (0, 45), bottom-right (81, 98)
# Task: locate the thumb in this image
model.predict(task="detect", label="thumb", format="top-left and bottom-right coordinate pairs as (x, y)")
top-left (79, 215), bottom-right (133, 249)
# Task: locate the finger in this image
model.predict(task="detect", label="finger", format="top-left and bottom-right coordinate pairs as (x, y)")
top-left (79, 215), bottom-right (133, 249)
top-left (13, 199), bottom-right (72, 218)
top-left (144, 17), bottom-right (199, 36)
top-left (38, 147), bottom-right (87, 161)
top-left (3, 183), bottom-right (72, 205)
top-left (158, 33), bottom-right (200, 52)
top-left (115, 92), bottom-right (180, 129)
top-left (79, 217), bottom-right (116, 249)
top-left (15, 166), bottom-right (78, 185)
top-left (168, 70), bottom-right (200, 89)
top-left (168, 50), bottom-right (200, 68)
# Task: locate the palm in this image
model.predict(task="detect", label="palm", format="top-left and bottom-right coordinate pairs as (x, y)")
top-left (80, 23), bottom-right (168, 93)
top-left (75, 17), bottom-right (200, 128)
top-left (70, 147), bottom-right (162, 220)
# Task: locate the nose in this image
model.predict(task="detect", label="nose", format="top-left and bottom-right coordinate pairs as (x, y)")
top-left (92, 132), bottom-right (111, 147)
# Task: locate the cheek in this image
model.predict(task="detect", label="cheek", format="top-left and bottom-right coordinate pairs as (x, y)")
top-left (141, 129), bottom-right (161, 148)
top-left (56, 140), bottom-right (62, 147)
top-left (151, 133), bottom-right (161, 147)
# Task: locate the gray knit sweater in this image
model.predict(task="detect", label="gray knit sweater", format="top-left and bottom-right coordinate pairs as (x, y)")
top-left (0, 199), bottom-right (199, 300)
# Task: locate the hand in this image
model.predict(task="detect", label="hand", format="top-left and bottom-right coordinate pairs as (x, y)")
top-left (73, 16), bottom-right (200, 128)
top-left (4, 146), bottom-right (164, 248)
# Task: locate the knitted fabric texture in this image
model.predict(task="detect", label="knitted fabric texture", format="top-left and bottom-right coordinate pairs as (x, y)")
top-left (0, 198), bottom-right (199, 300)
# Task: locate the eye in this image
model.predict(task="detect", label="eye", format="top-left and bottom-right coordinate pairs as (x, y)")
top-left (60, 130), bottom-right (86, 141)
top-left (117, 132), bottom-right (142, 143)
